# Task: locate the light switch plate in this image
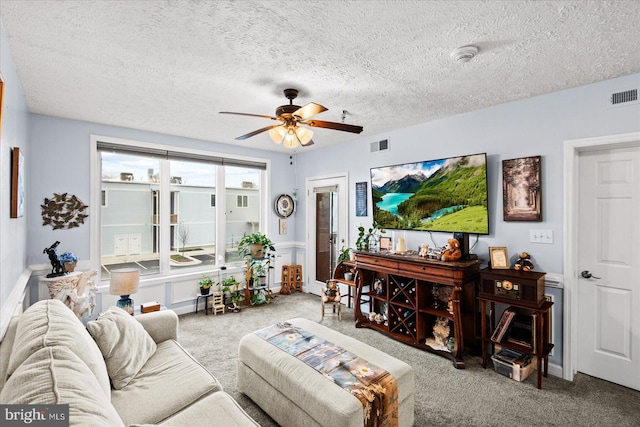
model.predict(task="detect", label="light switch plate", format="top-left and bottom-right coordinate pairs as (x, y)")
top-left (530, 229), bottom-right (553, 244)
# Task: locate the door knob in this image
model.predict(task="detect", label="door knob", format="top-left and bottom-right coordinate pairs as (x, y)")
top-left (581, 270), bottom-right (601, 279)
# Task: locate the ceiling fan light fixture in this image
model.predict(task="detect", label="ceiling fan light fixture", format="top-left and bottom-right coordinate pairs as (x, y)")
top-left (270, 124), bottom-right (312, 148)
top-left (296, 126), bottom-right (313, 145)
top-left (269, 126), bottom-right (287, 144)
top-left (282, 131), bottom-right (299, 149)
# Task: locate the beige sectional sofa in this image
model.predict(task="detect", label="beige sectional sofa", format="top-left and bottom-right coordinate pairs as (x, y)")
top-left (0, 299), bottom-right (259, 427)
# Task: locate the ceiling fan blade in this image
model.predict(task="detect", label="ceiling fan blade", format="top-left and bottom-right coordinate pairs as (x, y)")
top-left (304, 120), bottom-right (363, 134)
top-left (235, 125), bottom-right (281, 140)
top-left (300, 139), bottom-right (315, 147)
top-left (292, 103), bottom-right (328, 120)
top-left (220, 111), bottom-right (279, 121)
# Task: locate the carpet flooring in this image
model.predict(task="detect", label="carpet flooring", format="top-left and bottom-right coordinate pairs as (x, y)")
top-left (178, 292), bottom-right (640, 427)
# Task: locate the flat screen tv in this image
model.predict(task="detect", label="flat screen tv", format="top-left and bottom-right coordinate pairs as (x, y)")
top-left (370, 153), bottom-right (489, 234)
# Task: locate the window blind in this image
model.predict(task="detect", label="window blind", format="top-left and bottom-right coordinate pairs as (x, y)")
top-left (96, 141), bottom-right (267, 170)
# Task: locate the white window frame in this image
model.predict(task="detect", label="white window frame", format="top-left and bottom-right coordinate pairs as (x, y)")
top-left (237, 194), bottom-right (249, 208)
top-left (90, 135), bottom-right (270, 283)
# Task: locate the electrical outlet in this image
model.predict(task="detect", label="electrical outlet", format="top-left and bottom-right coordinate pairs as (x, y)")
top-left (529, 229), bottom-right (553, 244)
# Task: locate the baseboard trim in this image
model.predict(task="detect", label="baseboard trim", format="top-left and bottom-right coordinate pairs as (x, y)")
top-left (0, 267), bottom-right (32, 342)
top-left (547, 361), bottom-right (562, 379)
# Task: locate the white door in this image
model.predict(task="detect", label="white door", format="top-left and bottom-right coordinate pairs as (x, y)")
top-left (577, 145), bottom-right (640, 390)
top-left (306, 174), bottom-right (347, 296)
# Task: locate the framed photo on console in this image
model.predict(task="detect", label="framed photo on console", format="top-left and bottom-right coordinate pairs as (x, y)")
top-left (379, 236), bottom-right (392, 251)
top-left (489, 246), bottom-right (509, 269)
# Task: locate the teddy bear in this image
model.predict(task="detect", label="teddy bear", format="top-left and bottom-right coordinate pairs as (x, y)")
top-left (440, 238), bottom-right (462, 261)
top-left (322, 281), bottom-right (341, 302)
top-left (514, 252), bottom-right (534, 271)
top-left (419, 243), bottom-right (429, 258)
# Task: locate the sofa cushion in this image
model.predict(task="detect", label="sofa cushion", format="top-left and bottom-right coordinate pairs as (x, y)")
top-left (111, 339), bottom-right (223, 426)
top-left (0, 346), bottom-right (124, 427)
top-left (87, 306), bottom-right (157, 390)
top-left (157, 391), bottom-right (260, 427)
top-left (5, 299), bottom-right (111, 398)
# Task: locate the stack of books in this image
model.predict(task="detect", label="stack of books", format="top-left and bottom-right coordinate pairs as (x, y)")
top-left (491, 308), bottom-right (536, 352)
top-left (490, 308), bottom-right (516, 343)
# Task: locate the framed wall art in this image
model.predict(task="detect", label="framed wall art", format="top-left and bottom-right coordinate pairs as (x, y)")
top-left (11, 147), bottom-right (25, 218)
top-left (0, 73), bottom-right (4, 140)
top-left (355, 181), bottom-right (368, 216)
top-left (502, 155), bottom-right (542, 221)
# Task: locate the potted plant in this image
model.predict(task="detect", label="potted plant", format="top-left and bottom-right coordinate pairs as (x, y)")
top-left (59, 252), bottom-right (78, 273)
top-left (337, 246), bottom-right (351, 264)
top-left (355, 222), bottom-right (386, 251)
top-left (198, 274), bottom-right (213, 295)
top-left (221, 276), bottom-right (242, 312)
top-left (237, 232), bottom-right (275, 259)
top-left (337, 246), bottom-right (354, 280)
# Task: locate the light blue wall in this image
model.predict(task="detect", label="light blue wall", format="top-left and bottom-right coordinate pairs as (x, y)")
top-left (0, 22), bottom-right (30, 311)
top-left (294, 73), bottom-right (640, 275)
top-left (26, 114), bottom-right (295, 267)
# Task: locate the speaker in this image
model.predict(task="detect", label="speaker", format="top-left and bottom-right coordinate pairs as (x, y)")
top-left (453, 232), bottom-right (469, 260)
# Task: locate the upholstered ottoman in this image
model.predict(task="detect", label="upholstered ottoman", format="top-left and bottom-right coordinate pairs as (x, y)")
top-left (238, 318), bottom-right (415, 427)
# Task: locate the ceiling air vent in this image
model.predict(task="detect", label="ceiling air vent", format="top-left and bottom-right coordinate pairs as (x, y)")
top-left (608, 88), bottom-right (638, 108)
top-left (370, 139), bottom-right (389, 153)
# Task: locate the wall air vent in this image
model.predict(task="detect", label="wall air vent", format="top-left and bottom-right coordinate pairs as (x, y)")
top-left (608, 88), bottom-right (638, 108)
top-left (370, 139), bottom-right (390, 153)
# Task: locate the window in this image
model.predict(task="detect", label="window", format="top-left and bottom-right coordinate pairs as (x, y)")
top-left (94, 138), bottom-right (267, 279)
top-left (237, 195), bottom-right (248, 208)
top-left (225, 167), bottom-right (260, 262)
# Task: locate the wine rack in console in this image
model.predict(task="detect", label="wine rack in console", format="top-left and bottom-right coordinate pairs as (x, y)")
top-left (353, 251), bottom-right (480, 368)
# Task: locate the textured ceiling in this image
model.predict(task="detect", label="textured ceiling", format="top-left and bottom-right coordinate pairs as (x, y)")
top-left (1, 0), bottom-right (640, 153)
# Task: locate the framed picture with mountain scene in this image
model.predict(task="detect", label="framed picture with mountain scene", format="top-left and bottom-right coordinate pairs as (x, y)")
top-left (502, 156), bottom-right (542, 221)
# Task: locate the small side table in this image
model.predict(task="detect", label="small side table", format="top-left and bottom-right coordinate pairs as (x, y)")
top-left (195, 293), bottom-right (213, 315)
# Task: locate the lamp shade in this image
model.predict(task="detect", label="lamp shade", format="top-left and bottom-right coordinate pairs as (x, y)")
top-left (269, 125), bottom-right (313, 148)
top-left (109, 268), bottom-right (140, 296)
top-left (269, 126), bottom-right (286, 144)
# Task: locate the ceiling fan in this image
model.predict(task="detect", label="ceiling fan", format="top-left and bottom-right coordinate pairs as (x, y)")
top-left (220, 88), bottom-right (363, 148)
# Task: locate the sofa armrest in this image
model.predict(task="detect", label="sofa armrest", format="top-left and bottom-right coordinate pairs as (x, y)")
top-left (135, 309), bottom-right (179, 343)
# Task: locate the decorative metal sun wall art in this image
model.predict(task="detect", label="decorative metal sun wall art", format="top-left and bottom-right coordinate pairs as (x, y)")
top-left (41, 193), bottom-right (89, 229)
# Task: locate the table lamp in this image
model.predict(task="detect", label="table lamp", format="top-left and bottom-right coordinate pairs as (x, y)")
top-left (110, 268), bottom-right (140, 314)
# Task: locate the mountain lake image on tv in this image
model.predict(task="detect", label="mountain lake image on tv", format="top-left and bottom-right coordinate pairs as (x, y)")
top-left (370, 153), bottom-right (489, 234)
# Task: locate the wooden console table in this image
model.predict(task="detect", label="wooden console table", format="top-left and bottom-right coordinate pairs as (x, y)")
top-left (477, 267), bottom-right (554, 388)
top-left (353, 251), bottom-right (480, 368)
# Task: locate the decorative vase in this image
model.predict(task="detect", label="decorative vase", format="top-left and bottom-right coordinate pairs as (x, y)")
top-left (63, 261), bottom-right (77, 273)
top-left (249, 244), bottom-right (264, 258)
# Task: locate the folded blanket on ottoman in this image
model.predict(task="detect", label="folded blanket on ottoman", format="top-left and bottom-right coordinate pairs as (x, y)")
top-left (238, 318), bottom-right (415, 427)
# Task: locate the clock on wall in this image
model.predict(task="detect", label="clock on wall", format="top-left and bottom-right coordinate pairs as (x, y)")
top-left (274, 194), bottom-right (295, 218)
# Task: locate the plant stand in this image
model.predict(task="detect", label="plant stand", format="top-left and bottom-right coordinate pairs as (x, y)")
top-left (244, 257), bottom-right (272, 305)
top-left (195, 293), bottom-right (212, 315)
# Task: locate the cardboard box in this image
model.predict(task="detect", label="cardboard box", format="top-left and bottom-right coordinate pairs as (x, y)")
top-left (491, 350), bottom-right (536, 382)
